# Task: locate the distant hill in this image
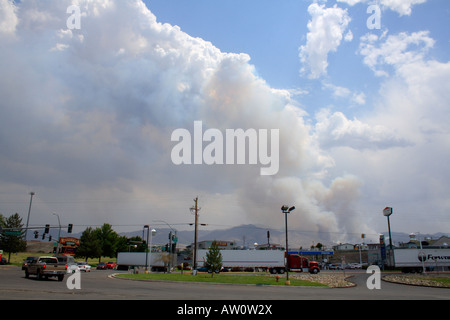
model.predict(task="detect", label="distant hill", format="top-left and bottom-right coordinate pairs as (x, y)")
top-left (119, 225), bottom-right (449, 249)
top-left (27, 224), bottom-right (448, 250)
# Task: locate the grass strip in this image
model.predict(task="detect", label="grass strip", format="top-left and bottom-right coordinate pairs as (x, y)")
top-left (416, 276), bottom-right (450, 287)
top-left (115, 272), bottom-right (327, 287)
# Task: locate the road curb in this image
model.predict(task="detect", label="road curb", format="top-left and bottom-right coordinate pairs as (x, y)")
top-left (109, 272), bottom-right (352, 288)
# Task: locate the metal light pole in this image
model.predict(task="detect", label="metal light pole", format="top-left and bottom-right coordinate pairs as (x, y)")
top-left (25, 192), bottom-right (35, 240)
top-left (281, 205), bottom-right (295, 284)
top-left (144, 226), bottom-right (156, 273)
top-left (383, 207), bottom-right (395, 267)
top-left (144, 225), bottom-right (149, 273)
top-left (144, 224), bottom-right (156, 273)
top-left (52, 212), bottom-right (61, 255)
top-left (412, 232), bottom-right (426, 274)
top-left (149, 228), bottom-right (156, 272)
top-left (383, 208), bottom-right (393, 250)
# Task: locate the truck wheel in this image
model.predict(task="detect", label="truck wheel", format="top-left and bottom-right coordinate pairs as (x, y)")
top-left (25, 270), bottom-right (29, 278)
top-left (278, 268), bottom-right (285, 274)
top-left (311, 268), bottom-right (319, 274)
top-left (58, 275), bottom-right (64, 281)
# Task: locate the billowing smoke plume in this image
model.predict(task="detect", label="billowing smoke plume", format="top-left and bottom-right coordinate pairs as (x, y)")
top-left (0, 0), bottom-right (377, 245)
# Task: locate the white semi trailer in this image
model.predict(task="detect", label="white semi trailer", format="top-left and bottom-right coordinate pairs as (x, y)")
top-left (389, 248), bottom-right (450, 273)
top-left (196, 249), bottom-right (320, 274)
top-left (116, 252), bottom-right (176, 272)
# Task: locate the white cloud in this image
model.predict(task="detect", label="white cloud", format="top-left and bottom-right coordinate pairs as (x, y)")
top-left (299, 3), bottom-right (352, 79)
top-left (359, 31), bottom-right (435, 77)
top-left (337, 0), bottom-right (427, 16)
top-left (314, 109), bottom-right (411, 149)
top-left (352, 92), bottom-right (366, 105)
top-left (322, 82), bottom-right (366, 105)
top-left (323, 29), bottom-right (450, 233)
top-left (0, 0), bottom-right (378, 244)
top-left (0, 0), bottom-right (18, 35)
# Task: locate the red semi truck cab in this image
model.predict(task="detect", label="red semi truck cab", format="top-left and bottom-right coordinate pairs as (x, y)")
top-left (287, 254), bottom-right (320, 274)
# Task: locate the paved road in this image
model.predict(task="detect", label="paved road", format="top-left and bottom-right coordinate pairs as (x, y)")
top-left (1, 266), bottom-right (449, 300)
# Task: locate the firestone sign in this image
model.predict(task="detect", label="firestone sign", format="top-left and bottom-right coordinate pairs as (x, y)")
top-left (383, 207), bottom-right (393, 216)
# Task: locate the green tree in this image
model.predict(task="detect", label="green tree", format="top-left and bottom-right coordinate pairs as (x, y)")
top-left (95, 223), bottom-right (119, 261)
top-left (75, 227), bottom-right (102, 261)
top-left (115, 235), bottom-right (131, 254)
top-left (204, 241), bottom-right (223, 277)
top-left (124, 236), bottom-right (146, 252)
top-left (0, 214), bottom-right (5, 228)
top-left (0, 213), bottom-right (26, 263)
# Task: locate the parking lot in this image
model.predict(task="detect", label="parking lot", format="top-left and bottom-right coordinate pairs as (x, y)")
top-left (1, 265), bottom-right (449, 300)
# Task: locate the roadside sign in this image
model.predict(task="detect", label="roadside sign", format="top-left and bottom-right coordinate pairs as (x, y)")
top-left (383, 207), bottom-right (393, 216)
top-left (4, 230), bottom-right (22, 236)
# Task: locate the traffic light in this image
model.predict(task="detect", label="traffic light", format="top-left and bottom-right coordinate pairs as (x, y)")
top-left (67, 224), bottom-right (73, 233)
top-left (44, 224), bottom-right (50, 234)
top-left (48, 235), bottom-right (52, 241)
top-left (34, 231), bottom-right (39, 239)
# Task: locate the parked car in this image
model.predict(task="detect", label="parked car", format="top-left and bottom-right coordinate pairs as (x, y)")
top-left (22, 256), bottom-right (37, 270)
top-left (197, 266), bottom-right (209, 272)
top-left (77, 262), bottom-right (92, 272)
top-left (96, 262), bottom-right (107, 270)
top-left (347, 263), bottom-right (362, 269)
top-left (106, 261), bottom-right (117, 269)
top-left (197, 266), bottom-right (221, 273)
top-left (329, 263), bottom-right (344, 270)
top-left (67, 264), bottom-right (80, 274)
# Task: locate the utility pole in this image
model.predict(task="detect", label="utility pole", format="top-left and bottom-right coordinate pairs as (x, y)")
top-left (168, 231), bottom-right (172, 273)
top-left (190, 197), bottom-right (200, 273)
top-left (25, 192), bottom-right (35, 240)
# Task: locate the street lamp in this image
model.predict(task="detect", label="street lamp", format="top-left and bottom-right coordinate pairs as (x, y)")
top-left (281, 205), bottom-right (295, 284)
top-left (144, 226), bottom-right (156, 273)
top-left (410, 232), bottom-right (426, 274)
top-left (52, 212), bottom-right (61, 255)
top-left (25, 192), bottom-right (35, 240)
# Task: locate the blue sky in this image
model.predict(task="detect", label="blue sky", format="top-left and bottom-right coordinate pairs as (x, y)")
top-left (146, 0), bottom-right (449, 104)
top-left (148, 0), bottom-right (449, 126)
top-left (0, 0), bottom-right (449, 246)
top-left (147, 0), bottom-right (308, 88)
